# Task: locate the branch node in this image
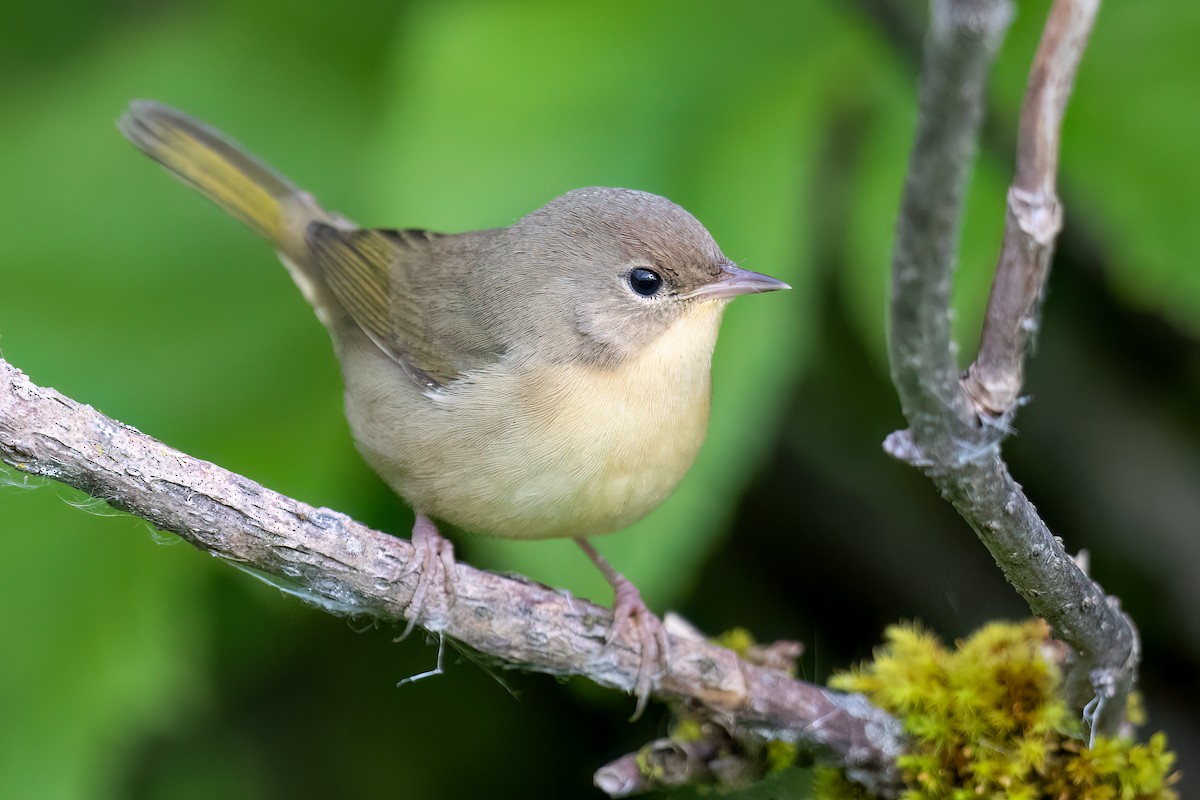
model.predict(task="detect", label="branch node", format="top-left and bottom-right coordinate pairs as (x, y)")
top-left (881, 429), bottom-right (929, 466)
top-left (1009, 185), bottom-right (1064, 247)
top-left (887, 0), bottom-right (1137, 736)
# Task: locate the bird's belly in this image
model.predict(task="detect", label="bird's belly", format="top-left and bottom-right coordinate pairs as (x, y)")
top-left (347, 361), bottom-right (711, 540)
top-left (342, 301), bottom-right (723, 540)
top-left (405, 364), bottom-right (707, 539)
top-left (501, 372), bottom-right (710, 539)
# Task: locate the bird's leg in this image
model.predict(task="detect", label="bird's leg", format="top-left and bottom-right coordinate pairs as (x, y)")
top-left (575, 538), bottom-right (670, 720)
top-left (398, 513), bottom-right (458, 640)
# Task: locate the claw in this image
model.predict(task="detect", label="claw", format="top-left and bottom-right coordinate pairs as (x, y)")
top-left (398, 513), bottom-right (457, 640)
top-left (397, 632), bottom-right (447, 686)
top-left (576, 538), bottom-right (670, 720)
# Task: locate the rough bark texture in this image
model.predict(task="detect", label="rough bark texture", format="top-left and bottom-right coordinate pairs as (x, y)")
top-left (0, 357), bottom-right (904, 797)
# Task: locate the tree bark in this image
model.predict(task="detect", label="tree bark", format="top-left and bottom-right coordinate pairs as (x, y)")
top-left (0, 356), bottom-right (904, 797)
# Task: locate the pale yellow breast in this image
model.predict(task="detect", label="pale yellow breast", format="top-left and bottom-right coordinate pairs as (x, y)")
top-left (344, 301), bottom-right (726, 540)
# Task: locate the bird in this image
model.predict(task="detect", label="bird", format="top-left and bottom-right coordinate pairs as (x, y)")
top-left (119, 100), bottom-right (789, 715)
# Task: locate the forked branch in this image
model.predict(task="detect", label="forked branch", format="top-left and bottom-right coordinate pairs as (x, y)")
top-left (886, 0), bottom-right (1138, 737)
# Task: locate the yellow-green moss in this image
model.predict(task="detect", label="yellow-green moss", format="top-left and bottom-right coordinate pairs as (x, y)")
top-left (765, 740), bottom-right (800, 775)
top-left (815, 620), bottom-right (1179, 799)
top-left (669, 716), bottom-right (707, 744)
top-left (712, 626), bottom-right (757, 657)
top-left (635, 746), bottom-right (667, 782)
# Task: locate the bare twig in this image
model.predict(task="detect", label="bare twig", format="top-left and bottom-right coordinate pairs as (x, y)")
top-left (594, 727), bottom-right (735, 797)
top-left (593, 715), bottom-right (798, 797)
top-left (889, 0), bottom-right (1013, 433)
top-left (963, 0), bottom-right (1099, 417)
top-left (886, 0), bottom-right (1139, 737)
top-left (0, 356), bottom-right (904, 797)
top-left (596, 630), bottom-right (818, 795)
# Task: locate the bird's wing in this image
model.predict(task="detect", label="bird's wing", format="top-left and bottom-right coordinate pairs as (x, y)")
top-left (305, 223), bottom-right (500, 390)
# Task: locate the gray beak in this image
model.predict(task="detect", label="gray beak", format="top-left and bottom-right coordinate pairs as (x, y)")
top-left (689, 265), bottom-right (791, 300)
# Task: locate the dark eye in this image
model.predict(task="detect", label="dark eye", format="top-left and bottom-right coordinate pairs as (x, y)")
top-left (627, 267), bottom-right (663, 297)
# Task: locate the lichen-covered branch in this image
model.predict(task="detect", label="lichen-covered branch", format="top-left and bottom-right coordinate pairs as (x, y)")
top-left (886, 0), bottom-right (1138, 737)
top-left (0, 356), bottom-right (904, 797)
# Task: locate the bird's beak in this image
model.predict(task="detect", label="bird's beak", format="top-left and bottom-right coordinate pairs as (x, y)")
top-left (688, 265), bottom-right (791, 300)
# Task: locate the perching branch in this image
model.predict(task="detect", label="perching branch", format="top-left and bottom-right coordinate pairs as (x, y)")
top-left (0, 356), bottom-right (904, 798)
top-left (886, 0), bottom-right (1138, 737)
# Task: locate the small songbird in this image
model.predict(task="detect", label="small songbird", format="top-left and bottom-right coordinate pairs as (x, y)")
top-left (119, 101), bottom-right (788, 713)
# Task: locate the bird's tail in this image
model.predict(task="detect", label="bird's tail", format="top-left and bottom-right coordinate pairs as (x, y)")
top-left (119, 100), bottom-right (322, 256)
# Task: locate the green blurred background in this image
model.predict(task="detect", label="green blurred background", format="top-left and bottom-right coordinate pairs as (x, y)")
top-left (1, 1), bottom-right (1197, 797)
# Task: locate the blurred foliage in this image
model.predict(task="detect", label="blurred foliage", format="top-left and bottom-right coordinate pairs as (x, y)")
top-left (0, 1), bottom-right (1197, 798)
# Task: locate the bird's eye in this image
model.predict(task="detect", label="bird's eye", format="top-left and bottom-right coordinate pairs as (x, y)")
top-left (627, 267), bottom-right (663, 297)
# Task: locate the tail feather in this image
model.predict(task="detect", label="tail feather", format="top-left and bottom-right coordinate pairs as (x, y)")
top-left (119, 101), bottom-right (312, 250)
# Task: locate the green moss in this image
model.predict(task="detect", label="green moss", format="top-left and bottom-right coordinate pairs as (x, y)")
top-left (765, 740), bottom-right (799, 775)
top-left (712, 626), bottom-right (757, 657)
top-left (815, 621), bottom-right (1179, 799)
top-left (669, 716), bottom-right (706, 744)
top-left (635, 746), bottom-right (667, 782)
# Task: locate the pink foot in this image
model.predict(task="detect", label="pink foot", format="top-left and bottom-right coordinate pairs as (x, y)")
top-left (576, 539), bottom-right (670, 720)
top-left (399, 513), bottom-right (457, 640)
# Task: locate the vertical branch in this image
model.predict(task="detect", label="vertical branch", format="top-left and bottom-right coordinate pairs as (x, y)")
top-left (888, 0), bottom-right (1013, 451)
top-left (886, 0), bottom-right (1139, 737)
top-left (963, 0), bottom-right (1100, 417)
